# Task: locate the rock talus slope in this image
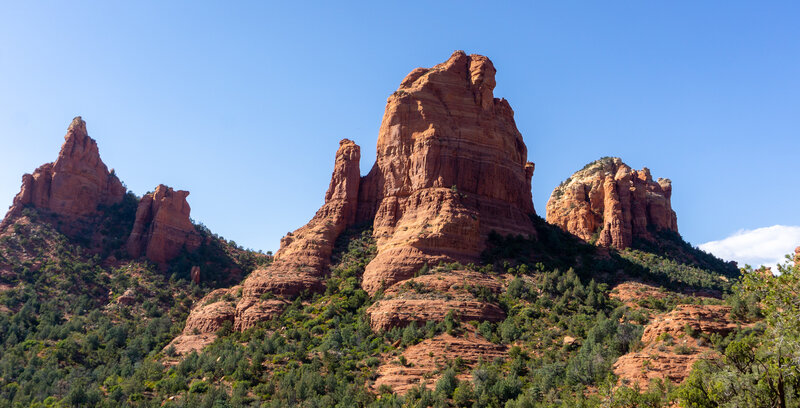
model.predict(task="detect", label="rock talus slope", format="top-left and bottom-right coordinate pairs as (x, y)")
top-left (0, 117), bottom-right (125, 231)
top-left (126, 184), bottom-right (202, 264)
top-left (545, 157), bottom-right (677, 249)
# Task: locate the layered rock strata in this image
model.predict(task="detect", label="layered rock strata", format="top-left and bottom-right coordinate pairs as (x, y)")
top-left (0, 117), bottom-right (125, 231)
top-left (126, 184), bottom-right (202, 264)
top-left (366, 269), bottom-right (506, 331)
top-left (546, 157), bottom-right (678, 249)
top-left (358, 50), bottom-right (537, 295)
top-left (373, 331), bottom-right (507, 394)
top-left (612, 304), bottom-right (737, 389)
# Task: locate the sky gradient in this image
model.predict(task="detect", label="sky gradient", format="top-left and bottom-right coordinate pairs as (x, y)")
top-left (1, 2), bottom-right (798, 266)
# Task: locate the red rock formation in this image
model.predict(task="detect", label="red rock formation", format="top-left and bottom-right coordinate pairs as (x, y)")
top-left (359, 50), bottom-right (537, 294)
top-left (367, 269), bottom-right (507, 331)
top-left (368, 298), bottom-right (505, 332)
top-left (233, 139), bottom-right (361, 330)
top-left (373, 330), bottom-right (507, 394)
top-left (639, 304), bottom-right (737, 344)
top-left (182, 52), bottom-right (538, 335)
top-left (126, 184), bottom-right (202, 264)
top-left (165, 287), bottom-right (240, 355)
top-left (0, 117), bottom-right (125, 230)
top-left (613, 304), bottom-right (737, 389)
top-left (609, 281), bottom-right (670, 309)
top-left (545, 157), bottom-right (678, 249)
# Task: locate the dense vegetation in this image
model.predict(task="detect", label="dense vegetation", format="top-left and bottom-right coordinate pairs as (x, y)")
top-left (0, 207), bottom-right (789, 407)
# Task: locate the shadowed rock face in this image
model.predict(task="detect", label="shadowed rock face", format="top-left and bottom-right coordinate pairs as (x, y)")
top-left (358, 50), bottom-right (537, 294)
top-left (0, 117), bottom-right (125, 231)
top-left (545, 157), bottom-right (678, 249)
top-left (126, 184), bottom-right (202, 264)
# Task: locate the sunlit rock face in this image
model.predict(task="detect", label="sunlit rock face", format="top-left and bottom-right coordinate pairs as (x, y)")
top-left (546, 157), bottom-right (678, 249)
top-left (1, 117), bottom-right (125, 231)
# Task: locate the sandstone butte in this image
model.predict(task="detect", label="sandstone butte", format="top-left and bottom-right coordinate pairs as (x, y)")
top-left (219, 50), bottom-right (538, 333)
top-left (545, 157), bottom-right (678, 249)
top-left (0, 117), bottom-right (126, 232)
top-left (126, 184), bottom-right (202, 264)
top-left (0, 117), bottom-right (202, 265)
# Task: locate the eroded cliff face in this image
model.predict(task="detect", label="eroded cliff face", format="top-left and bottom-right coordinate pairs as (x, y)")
top-left (545, 157), bottom-right (677, 249)
top-left (126, 184), bottom-right (202, 264)
top-left (358, 50), bottom-right (536, 295)
top-left (234, 139), bottom-right (361, 330)
top-left (0, 117), bottom-right (125, 231)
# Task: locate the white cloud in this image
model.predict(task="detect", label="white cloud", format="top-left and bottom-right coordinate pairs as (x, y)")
top-left (699, 225), bottom-right (800, 269)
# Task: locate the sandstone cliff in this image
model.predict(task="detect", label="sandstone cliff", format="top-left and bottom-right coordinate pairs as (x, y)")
top-left (545, 157), bottom-right (677, 249)
top-left (0, 117), bottom-right (125, 231)
top-left (358, 50), bottom-right (537, 295)
top-left (126, 184), bottom-right (202, 264)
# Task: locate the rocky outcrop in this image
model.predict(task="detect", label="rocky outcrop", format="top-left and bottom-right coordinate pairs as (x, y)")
top-left (546, 157), bottom-right (678, 249)
top-left (613, 304), bottom-right (737, 389)
top-left (0, 117), bottom-right (125, 231)
top-left (639, 304), bottom-right (737, 344)
top-left (358, 50), bottom-right (537, 295)
top-left (233, 139), bottom-right (361, 330)
top-left (609, 281), bottom-right (669, 309)
top-left (367, 269), bottom-right (506, 331)
top-left (373, 331), bottom-right (507, 394)
top-left (126, 185), bottom-right (202, 264)
top-left (165, 287), bottom-right (240, 355)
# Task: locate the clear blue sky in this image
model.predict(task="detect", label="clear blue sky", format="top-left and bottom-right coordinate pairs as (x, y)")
top-left (1, 2), bottom-right (798, 257)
